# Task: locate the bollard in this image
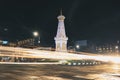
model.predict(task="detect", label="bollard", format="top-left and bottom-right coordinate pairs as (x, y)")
top-left (68, 62), bottom-right (71, 66)
top-left (86, 63), bottom-right (89, 65)
top-left (73, 63), bottom-right (76, 66)
top-left (78, 63), bottom-right (81, 65)
top-left (82, 63), bottom-right (85, 65)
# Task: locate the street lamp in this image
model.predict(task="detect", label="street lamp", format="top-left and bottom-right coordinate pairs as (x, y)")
top-left (33, 31), bottom-right (40, 46)
top-left (115, 46), bottom-right (118, 49)
top-left (33, 31), bottom-right (39, 37)
top-left (76, 45), bottom-right (80, 49)
top-left (75, 44), bottom-right (80, 53)
top-left (115, 45), bottom-right (119, 53)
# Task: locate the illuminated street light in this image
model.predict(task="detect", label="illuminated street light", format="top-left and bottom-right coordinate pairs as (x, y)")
top-left (75, 45), bottom-right (80, 52)
top-left (33, 31), bottom-right (39, 37)
top-left (33, 31), bottom-right (40, 46)
top-left (76, 45), bottom-right (80, 49)
top-left (115, 46), bottom-right (119, 53)
top-left (115, 46), bottom-right (118, 49)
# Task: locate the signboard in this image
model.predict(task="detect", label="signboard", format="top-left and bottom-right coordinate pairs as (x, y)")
top-left (2, 41), bottom-right (8, 44)
top-left (76, 40), bottom-right (87, 46)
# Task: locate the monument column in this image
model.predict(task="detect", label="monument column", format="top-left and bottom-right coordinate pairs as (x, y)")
top-left (54, 11), bottom-right (68, 52)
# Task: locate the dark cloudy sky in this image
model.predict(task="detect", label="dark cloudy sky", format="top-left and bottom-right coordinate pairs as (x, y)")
top-left (0, 0), bottom-right (120, 45)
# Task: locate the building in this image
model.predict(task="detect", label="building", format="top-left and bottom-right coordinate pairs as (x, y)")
top-left (54, 11), bottom-right (68, 52)
top-left (86, 40), bottom-right (120, 54)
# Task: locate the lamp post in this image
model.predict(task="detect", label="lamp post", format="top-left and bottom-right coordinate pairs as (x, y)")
top-left (33, 31), bottom-right (40, 46)
top-left (115, 45), bottom-right (119, 54)
top-left (76, 45), bottom-right (80, 49)
top-left (33, 31), bottom-right (39, 37)
top-left (75, 44), bottom-right (80, 53)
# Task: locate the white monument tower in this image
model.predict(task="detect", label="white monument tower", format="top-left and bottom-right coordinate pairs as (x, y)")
top-left (54, 10), bottom-right (68, 52)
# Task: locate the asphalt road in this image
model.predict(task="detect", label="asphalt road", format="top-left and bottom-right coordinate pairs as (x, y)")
top-left (0, 64), bottom-right (120, 80)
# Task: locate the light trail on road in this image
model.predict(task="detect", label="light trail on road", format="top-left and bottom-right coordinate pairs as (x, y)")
top-left (0, 46), bottom-right (120, 64)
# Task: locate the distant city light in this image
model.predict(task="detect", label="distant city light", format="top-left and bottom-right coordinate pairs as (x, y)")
top-left (38, 40), bottom-right (40, 43)
top-left (4, 28), bottom-right (8, 31)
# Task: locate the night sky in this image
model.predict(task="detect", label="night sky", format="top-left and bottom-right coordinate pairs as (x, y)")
top-left (0, 0), bottom-right (120, 46)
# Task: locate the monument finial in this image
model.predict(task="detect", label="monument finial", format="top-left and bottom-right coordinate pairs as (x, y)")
top-left (60, 9), bottom-right (62, 15)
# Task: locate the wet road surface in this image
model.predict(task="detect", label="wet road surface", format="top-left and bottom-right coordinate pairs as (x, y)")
top-left (0, 64), bottom-right (120, 80)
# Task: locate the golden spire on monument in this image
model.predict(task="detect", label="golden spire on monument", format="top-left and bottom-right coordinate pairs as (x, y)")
top-left (57, 9), bottom-right (65, 20)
